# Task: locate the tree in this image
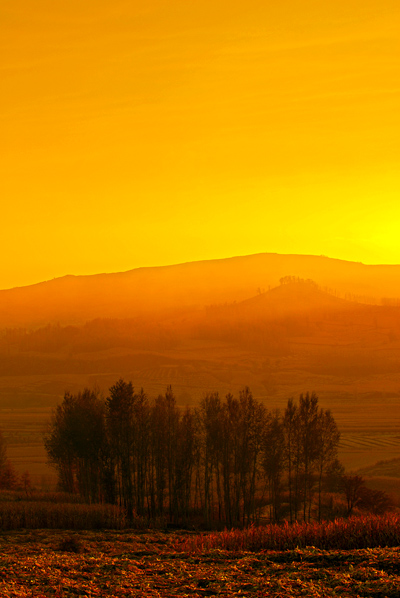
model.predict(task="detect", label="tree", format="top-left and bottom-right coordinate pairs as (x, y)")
top-left (298, 392), bottom-right (320, 521)
top-left (0, 460), bottom-right (18, 490)
top-left (44, 392), bottom-right (79, 493)
top-left (237, 387), bottom-right (266, 525)
top-left (341, 475), bottom-right (394, 516)
top-left (283, 398), bottom-right (299, 523)
top-left (197, 392), bottom-right (223, 525)
top-left (283, 393), bottom-right (342, 522)
top-left (175, 407), bottom-right (198, 522)
top-left (150, 394), bottom-right (168, 516)
top-left (44, 388), bottom-right (107, 501)
top-left (341, 475), bottom-right (365, 515)
top-left (263, 410), bottom-right (285, 522)
top-left (133, 388), bottom-right (150, 516)
top-left (219, 393), bottom-right (238, 526)
top-left (315, 408), bottom-right (340, 521)
top-left (219, 388), bottom-right (266, 526)
top-left (106, 379), bottom-right (136, 517)
top-left (358, 486), bottom-right (394, 515)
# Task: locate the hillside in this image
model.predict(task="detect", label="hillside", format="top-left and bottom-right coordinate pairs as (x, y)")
top-left (2, 252), bottom-right (400, 328)
top-left (2, 279), bottom-right (400, 408)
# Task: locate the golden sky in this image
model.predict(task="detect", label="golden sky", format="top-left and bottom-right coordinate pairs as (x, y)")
top-left (1, 0), bottom-right (400, 289)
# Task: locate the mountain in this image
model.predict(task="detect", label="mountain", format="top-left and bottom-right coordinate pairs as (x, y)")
top-left (1, 252), bottom-right (400, 328)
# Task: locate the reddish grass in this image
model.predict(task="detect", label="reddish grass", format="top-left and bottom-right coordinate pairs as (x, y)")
top-left (178, 513), bottom-right (400, 552)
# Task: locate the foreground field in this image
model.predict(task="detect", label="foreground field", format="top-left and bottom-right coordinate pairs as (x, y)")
top-left (1, 529), bottom-right (400, 597)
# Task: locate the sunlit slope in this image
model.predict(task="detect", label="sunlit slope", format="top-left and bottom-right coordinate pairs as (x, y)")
top-left (1, 253), bottom-right (400, 327)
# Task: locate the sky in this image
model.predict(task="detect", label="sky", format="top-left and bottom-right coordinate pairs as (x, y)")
top-left (1, 0), bottom-right (400, 289)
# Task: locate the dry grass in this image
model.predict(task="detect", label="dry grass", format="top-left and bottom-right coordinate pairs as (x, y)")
top-left (0, 500), bottom-right (127, 530)
top-left (178, 513), bottom-right (400, 553)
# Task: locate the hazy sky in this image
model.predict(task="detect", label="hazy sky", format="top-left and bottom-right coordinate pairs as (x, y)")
top-left (1, 0), bottom-right (399, 289)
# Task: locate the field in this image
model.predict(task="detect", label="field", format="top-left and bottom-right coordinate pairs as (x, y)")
top-left (1, 528), bottom-right (400, 597)
top-left (2, 296), bottom-right (400, 490)
top-left (2, 345), bottom-right (400, 488)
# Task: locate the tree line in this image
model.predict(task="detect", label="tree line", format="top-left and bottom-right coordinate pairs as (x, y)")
top-left (44, 381), bottom-right (347, 527)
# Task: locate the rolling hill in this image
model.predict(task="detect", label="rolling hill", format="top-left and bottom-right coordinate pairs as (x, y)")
top-left (1, 252), bottom-right (400, 328)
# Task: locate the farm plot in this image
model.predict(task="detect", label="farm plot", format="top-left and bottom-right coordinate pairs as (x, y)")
top-left (1, 530), bottom-right (400, 597)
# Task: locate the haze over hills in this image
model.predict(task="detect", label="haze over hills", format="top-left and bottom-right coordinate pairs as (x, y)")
top-left (2, 258), bottom-right (400, 478)
top-left (2, 252), bottom-right (400, 328)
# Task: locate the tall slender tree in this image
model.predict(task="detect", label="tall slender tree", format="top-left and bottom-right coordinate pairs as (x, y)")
top-left (315, 408), bottom-right (340, 521)
top-left (263, 410), bottom-right (285, 522)
top-left (106, 379), bottom-right (136, 517)
top-left (283, 398), bottom-right (298, 523)
top-left (44, 388), bottom-right (107, 501)
top-left (298, 392), bottom-right (320, 521)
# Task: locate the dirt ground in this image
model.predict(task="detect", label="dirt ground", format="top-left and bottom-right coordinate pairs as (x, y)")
top-left (1, 529), bottom-right (400, 597)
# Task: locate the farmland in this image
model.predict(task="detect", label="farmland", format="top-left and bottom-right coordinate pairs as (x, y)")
top-left (2, 353), bottom-right (400, 486)
top-left (1, 528), bottom-right (400, 597)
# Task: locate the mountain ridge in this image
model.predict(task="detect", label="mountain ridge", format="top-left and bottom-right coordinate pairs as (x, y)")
top-left (1, 252), bottom-right (400, 328)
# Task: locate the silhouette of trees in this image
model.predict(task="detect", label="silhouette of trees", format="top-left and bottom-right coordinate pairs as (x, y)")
top-left (197, 392), bottom-right (222, 526)
top-left (0, 460), bottom-right (19, 490)
top-left (283, 397), bottom-right (299, 523)
top-left (341, 475), bottom-right (394, 516)
top-left (280, 393), bottom-right (341, 523)
top-left (279, 276), bottom-right (318, 288)
top-left (106, 379), bottom-right (136, 518)
top-left (44, 381), bottom-right (344, 526)
top-left (316, 408), bottom-right (340, 521)
top-left (263, 410), bottom-right (285, 522)
top-left (0, 429), bottom-right (22, 490)
top-left (44, 388), bottom-right (107, 501)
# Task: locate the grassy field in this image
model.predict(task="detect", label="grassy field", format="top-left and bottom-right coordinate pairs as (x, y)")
top-left (1, 528), bottom-right (400, 597)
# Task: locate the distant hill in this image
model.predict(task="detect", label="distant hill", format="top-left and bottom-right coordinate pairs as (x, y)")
top-left (223, 278), bottom-right (357, 319)
top-left (1, 252), bottom-right (400, 328)
top-left (2, 278), bottom-right (399, 367)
